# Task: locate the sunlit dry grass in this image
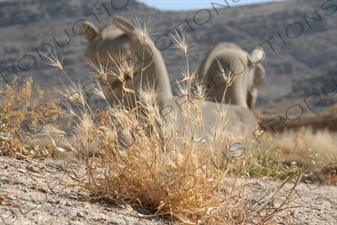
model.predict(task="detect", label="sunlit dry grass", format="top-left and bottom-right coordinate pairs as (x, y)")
top-left (0, 77), bottom-right (67, 158)
top-left (252, 127), bottom-right (337, 185)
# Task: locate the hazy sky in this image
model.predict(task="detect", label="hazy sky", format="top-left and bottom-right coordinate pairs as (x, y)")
top-left (137, 0), bottom-right (283, 10)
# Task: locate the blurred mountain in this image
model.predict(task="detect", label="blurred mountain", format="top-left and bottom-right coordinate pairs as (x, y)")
top-left (0, 0), bottom-right (336, 113)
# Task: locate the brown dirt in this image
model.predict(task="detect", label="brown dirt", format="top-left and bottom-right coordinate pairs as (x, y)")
top-left (0, 156), bottom-right (167, 225)
top-left (1, 156), bottom-right (336, 225)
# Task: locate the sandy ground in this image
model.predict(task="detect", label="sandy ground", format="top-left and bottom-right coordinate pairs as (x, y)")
top-left (1, 156), bottom-right (336, 225)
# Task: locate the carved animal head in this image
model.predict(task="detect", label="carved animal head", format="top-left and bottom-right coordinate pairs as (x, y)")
top-left (82, 16), bottom-right (173, 108)
top-left (197, 42), bottom-right (266, 109)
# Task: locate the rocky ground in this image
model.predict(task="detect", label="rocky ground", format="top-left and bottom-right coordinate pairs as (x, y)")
top-left (1, 156), bottom-right (336, 225)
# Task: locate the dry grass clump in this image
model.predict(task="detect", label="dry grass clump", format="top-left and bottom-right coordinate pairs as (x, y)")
top-left (0, 76), bottom-right (67, 158)
top-left (272, 127), bottom-right (336, 164)
top-left (253, 127), bottom-right (337, 184)
top-left (75, 82), bottom-right (300, 223)
top-left (81, 92), bottom-right (248, 223)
